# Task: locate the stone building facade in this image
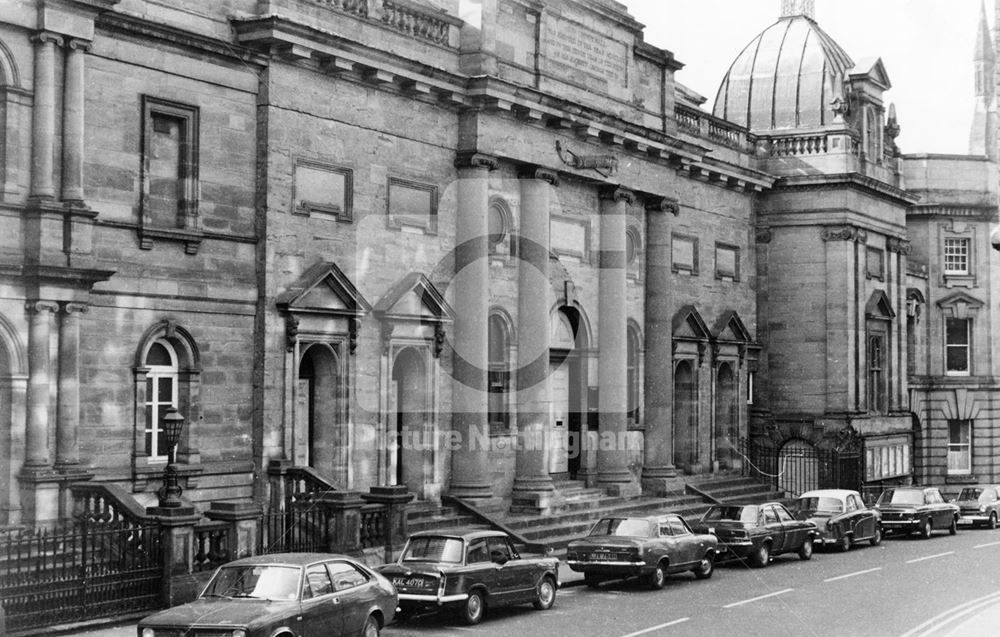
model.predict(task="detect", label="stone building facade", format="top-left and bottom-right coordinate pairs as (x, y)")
top-left (0, 0), bottom-right (994, 526)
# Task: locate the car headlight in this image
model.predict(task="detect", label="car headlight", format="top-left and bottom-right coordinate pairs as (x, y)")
top-left (232, 630), bottom-right (247, 637)
top-left (980, 505), bottom-right (987, 513)
top-left (141, 629), bottom-right (155, 637)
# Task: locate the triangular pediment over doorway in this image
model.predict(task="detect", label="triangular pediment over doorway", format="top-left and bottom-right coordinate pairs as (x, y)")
top-left (865, 289), bottom-right (896, 320)
top-left (374, 272), bottom-right (454, 323)
top-left (672, 305), bottom-right (710, 340)
top-left (275, 261), bottom-right (372, 317)
top-left (712, 310), bottom-right (752, 343)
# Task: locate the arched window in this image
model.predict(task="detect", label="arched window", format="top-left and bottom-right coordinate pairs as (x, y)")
top-left (626, 324), bottom-right (641, 428)
top-left (144, 339), bottom-right (179, 462)
top-left (488, 312), bottom-right (512, 433)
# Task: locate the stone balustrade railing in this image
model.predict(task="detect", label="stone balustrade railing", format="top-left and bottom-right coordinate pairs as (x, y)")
top-left (71, 482), bottom-right (150, 526)
top-left (768, 134), bottom-right (828, 157)
top-left (674, 103), bottom-right (754, 152)
top-left (295, 0), bottom-right (459, 48)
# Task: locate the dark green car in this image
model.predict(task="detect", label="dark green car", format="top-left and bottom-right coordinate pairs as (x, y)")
top-left (876, 486), bottom-right (960, 537)
top-left (694, 502), bottom-right (818, 567)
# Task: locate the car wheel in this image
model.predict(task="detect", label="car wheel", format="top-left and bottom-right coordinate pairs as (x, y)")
top-left (990, 513), bottom-right (998, 530)
top-left (949, 516), bottom-right (958, 535)
top-left (838, 533), bottom-right (851, 552)
top-left (870, 525), bottom-right (883, 546)
top-left (584, 573), bottom-right (602, 588)
top-left (920, 518), bottom-right (933, 539)
top-left (798, 537), bottom-right (814, 561)
top-left (533, 575), bottom-right (556, 610)
top-left (693, 552), bottom-right (714, 579)
top-left (460, 589), bottom-right (485, 625)
top-left (750, 543), bottom-right (770, 568)
top-left (361, 615), bottom-right (380, 637)
top-left (647, 562), bottom-right (667, 589)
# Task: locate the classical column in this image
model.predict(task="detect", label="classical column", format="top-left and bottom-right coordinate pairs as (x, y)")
top-left (596, 187), bottom-right (638, 495)
top-left (25, 301), bottom-right (58, 468)
top-left (62, 39), bottom-right (90, 204)
top-left (56, 303), bottom-right (87, 469)
top-left (512, 167), bottom-right (557, 504)
top-left (449, 152), bottom-right (496, 499)
top-left (30, 32), bottom-right (62, 200)
top-left (642, 197), bottom-right (679, 493)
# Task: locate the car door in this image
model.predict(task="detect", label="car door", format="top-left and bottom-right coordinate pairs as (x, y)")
top-left (490, 536), bottom-right (535, 603)
top-left (762, 505), bottom-right (787, 552)
top-left (666, 516), bottom-right (698, 568)
top-left (773, 504), bottom-right (801, 551)
top-left (843, 493), bottom-right (862, 539)
top-left (465, 537), bottom-right (499, 600)
top-left (299, 563), bottom-right (342, 636)
top-left (926, 489), bottom-right (948, 526)
top-left (326, 560), bottom-right (375, 635)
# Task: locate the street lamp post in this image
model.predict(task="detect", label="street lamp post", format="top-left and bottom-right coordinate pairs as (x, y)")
top-left (157, 407), bottom-right (185, 508)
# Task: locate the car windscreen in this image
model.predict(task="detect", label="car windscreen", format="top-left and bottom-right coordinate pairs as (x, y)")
top-left (959, 487), bottom-right (984, 501)
top-left (401, 536), bottom-right (464, 563)
top-left (203, 564), bottom-right (301, 600)
top-left (701, 506), bottom-right (757, 524)
top-left (794, 497), bottom-right (843, 513)
top-left (878, 489), bottom-right (924, 506)
top-left (588, 518), bottom-right (651, 537)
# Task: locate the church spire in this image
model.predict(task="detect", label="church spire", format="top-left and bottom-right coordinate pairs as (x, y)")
top-left (780, 0), bottom-right (815, 20)
top-left (970, 0), bottom-right (997, 158)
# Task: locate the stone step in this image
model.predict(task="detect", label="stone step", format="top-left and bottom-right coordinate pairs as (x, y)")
top-left (504, 495), bottom-right (708, 532)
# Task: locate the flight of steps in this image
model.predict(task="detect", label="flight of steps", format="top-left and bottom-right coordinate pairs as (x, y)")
top-left (404, 474), bottom-right (786, 552)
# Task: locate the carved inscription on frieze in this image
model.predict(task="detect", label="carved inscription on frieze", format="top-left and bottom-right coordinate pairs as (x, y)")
top-left (542, 14), bottom-right (628, 90)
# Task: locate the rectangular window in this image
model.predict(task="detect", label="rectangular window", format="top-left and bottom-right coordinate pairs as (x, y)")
top-left (945, 317), bottom-right (971, 375)
top-left (672, 235), bottom-right (698, 274)
top-left (868, 333), bottom-right (886, 413)
top-left (294, 160), bottom-right (352, 221)
top-left (943, 238), bottom-right (970, 275)
top-left (142, 97), bottom-right (199, 230)
top-left (866, 247), bottom-right (884, 280)
top-left (948, 419), bottom-right (972, 475)
top-left (488, 370), bottom-right (510, 433)
top-left (388, 178), bottom-right (437, 232)
top-left (715, 243), bottom-right (739, 281)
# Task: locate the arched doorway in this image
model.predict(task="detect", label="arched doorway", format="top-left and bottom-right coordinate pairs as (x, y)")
top-left (673, 360), bottom-right (697, 471)
top-left (550, 307), bottom-right (588, 478)
top-left (298, 344), bottom-right (347, 484)
top-left (715, 362), bottom-right (737, 470)
top-left (392, 347), bottom-right (428, 494)
top-left (778, 438), bottom-right (819, 496)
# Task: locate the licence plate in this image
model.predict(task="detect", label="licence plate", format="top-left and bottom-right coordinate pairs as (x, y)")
top-left (393, 577), bottom-right (431, 589)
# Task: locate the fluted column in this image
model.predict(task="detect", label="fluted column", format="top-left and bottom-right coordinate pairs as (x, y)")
top-left (449, 152), bottom-right (496, 499)
top-left (56, 303), bottom-right (87, 469)
top-left (30, 32), bottom-right (62, 200)
top-left (596, 187), bottom-right (637, 495)
top-left (512, 167), bottom-right (558, 503)
top-left (25, 301), bottom-right (58, 468)
top-left (642, 197), bottom-right (679, 492)
top-left (62, 39), bottom-right (90, 204)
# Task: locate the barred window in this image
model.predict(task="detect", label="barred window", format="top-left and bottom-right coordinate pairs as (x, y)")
top-left (943, 238), bottom-right (970, 275)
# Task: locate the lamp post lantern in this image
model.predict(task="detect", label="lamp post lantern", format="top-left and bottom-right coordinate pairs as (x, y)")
top-left (157, 407), bottom-right (185, 508)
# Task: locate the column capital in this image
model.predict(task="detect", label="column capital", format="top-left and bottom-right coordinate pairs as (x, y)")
top-left (63, 302), bottom-right (89, 315)
top-left (66, 38), bottom-right (93, 53)
top-left (31, 31), bottom-right (65, 47)
top-left (599, 186), bottom-right (636, 206)
top-left (645, 196), bottom-right (679, 216)
top-left (26, 300), bottom-right (59, 314)
top-left (454, 152), bottom-right (498, 171)
top-left (517, 165), bottom-right (559, 186)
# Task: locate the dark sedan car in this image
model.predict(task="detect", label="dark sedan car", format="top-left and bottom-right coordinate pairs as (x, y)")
top-left (792, 489), bottom-right (882, 551)
top-left (694, 502), bottom-right (817, 568)
top-left (138, 553), bottom-right (395, 637)
top-left (377, 529), bottom-right (559, 625)
top-left (955, 485), bottom-right (1000, 528)
top-left (565, 514), bottom-right (718, 589)
top-left (875, 486), bottom-right (959, 538)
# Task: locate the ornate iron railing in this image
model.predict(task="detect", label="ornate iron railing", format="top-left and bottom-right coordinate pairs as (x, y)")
top-left (739, 437), bottom-right (863, 497)
top-left (259, 507), bottom-right (331, 554)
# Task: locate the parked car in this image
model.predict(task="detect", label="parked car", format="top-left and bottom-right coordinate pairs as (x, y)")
top-left (875, 486), bottom-right (959, 538)
top-left (377, 528), bottom-right (559, 625)
top-left (693, 502), bottom-right (817, 568)
top-left (792, 489), bottom-right (882, 551)
top-left (137, 553), bottom-right (395, 637)
top-left (954, 485), bottom-right (1000, 528)
top-left (565, 513), bottom-right (718, 589)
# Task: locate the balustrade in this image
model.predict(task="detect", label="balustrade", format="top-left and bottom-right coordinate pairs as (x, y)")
top-left (194, 521), bottom-right (230, 572)
top-left (359, 503), bottom-right (389, 549)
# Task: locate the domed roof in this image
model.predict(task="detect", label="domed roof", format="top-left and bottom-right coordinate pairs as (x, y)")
top-left (712, 15), bottom-right (854, 131)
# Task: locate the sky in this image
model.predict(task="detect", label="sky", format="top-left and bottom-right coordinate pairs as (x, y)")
top-left (623, 0), bottom-right (985, 155)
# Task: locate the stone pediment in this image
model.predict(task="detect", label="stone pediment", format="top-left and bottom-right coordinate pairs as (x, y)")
top-left (936, 291), bottom-right (984, 319)
top-left (849, 56), bottom-right (892, 90)
top-left (712, 310), bottom-right (752, 343)
top-left (275, 261), bottom-right (371, 317)
top-left (672, 305), bottom-right (710, 340)
top-left (374, 272), bottom-right (454, 323)
top-left (865, 289), bottom-right (896, 319)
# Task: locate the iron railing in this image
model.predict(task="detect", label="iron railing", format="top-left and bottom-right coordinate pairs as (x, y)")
top-left (739, 437), bottom-right (863, 497)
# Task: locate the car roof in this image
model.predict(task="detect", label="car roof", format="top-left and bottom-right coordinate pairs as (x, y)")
top-left (408, 528), bottom-right (511, 541)
top-left (220, 553), bottom-right (359, 567)
top-left (799, 489), bottom-right (858, 500)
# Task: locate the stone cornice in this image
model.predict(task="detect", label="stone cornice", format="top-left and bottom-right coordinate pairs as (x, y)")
top-left (2, 263), bottom-right (115, 289)
top-left (97, 11), bottom-right (265, 65)
top-left (907, 204), bottom-right (998, 222)
top-left (771, 173), bottom-right (919, 206)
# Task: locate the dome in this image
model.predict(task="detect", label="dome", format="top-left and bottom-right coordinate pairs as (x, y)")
top-left (712, 15), bottom-right (854, 131)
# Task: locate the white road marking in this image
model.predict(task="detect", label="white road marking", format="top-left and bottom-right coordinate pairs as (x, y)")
top-left (723, 588), bottom-right (794, 609)
top-left (973, 540), bottom-right (1000, 549)
top-left (619, 617), bottom-right (690, 637)
top-left (899, 589), bottom-right (1000, 637)
top-left (906, 551), bottom-right (954, 564)
top-left (823, 566), bottom-right (882, 582)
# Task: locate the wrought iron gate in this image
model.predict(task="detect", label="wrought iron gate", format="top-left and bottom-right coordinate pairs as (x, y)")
top-left (0, 519), bottom-right (163, 633)
top-left (740, 438), bottom-right (864, 497)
